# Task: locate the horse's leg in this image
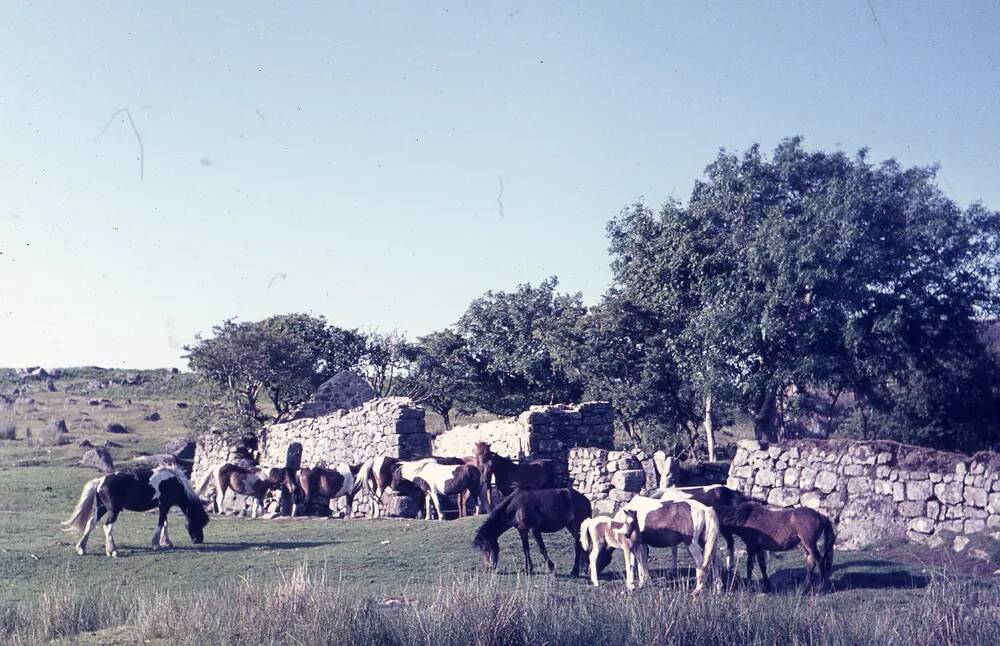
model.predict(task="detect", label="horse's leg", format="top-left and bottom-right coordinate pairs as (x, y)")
top-left (430, 489), bottom-right (444, 521)
top-left (724, 530), bottom-right (735, 572)
top-left (623, 545), bottom-right (636, 591)
top-left (424, 492), bottom-right (432, 520)
top-left (519, 530), bottom-right (534, 574)
top-left (152, 506), bottom-right (165, 548)
top-left (76, 502), bottom-right (106, 556)
top-left (757, 551), bottom-right (772, 593)
top-left (103, 508), bottom-right (121, 558)
top-left (687, 542), bottom-right (706, 595)
top-left (588, 535), bottom-right (601, 587)
top-left (569, 526), bottom-right (584, 578)
top-left (802, 538), bottom-right (821, 592)
top-left (345, 492), bottom-right (355, 518)
top-left (160, 514), bottom-right (173, 548)
top-left (531, 528), bottom-right (555, 574)
top-left (458, 490), bottom-right (467, 519)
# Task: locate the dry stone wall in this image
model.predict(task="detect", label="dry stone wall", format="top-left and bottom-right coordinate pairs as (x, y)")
top-left (259, 397), bottom-right (430, 517)
top-left (569, 447), bottom-right (658, 515)
top-left (726, 438), bottom-right (1000, 554)
top-left (433, 402), bottom-right (615, 485)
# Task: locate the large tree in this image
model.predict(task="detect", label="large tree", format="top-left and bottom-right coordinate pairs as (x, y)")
top-left (457, 277), bottom-right (586, 415)
top-left (185, 313), bottom-right (365, 422)
top-left (397, 329), bottom-right (475, 429)
top-left (609, 138), bottom-right (1000, 447)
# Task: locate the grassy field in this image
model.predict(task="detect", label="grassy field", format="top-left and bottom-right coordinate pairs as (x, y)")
top-left (1, 369), bottom-right (998, 644)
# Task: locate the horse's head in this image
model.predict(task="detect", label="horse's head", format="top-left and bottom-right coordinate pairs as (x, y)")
top-left (473, 531), bottom-right (499, 570)
top-left (186, 501), bottom-right (210, 544)
top-left (265, 467), bottom-right (297, 495)
top-left (623, 509), bottom-right (640, 537)
top-left (474, 442), bottom-right (492, 467)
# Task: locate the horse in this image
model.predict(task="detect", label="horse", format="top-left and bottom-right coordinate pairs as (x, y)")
top-left (718, 502), bottom-right (835, 592)
top-left (474, 442), bottom-right (555, 509)
top-left (580, 509), bottom-right (642, 590)
top-left (293, 463), bottom-right (365, 517)
top-left (62, 465), bottom-right (209, 557)
top-left (614, 495), bottom-right (722, 594)
top-left (195, 463), bottom-right (296, 518)
top-left (473, 487), bottom-right (590, 576)
top-left (398, 461), bottom-right (484, 520)
top-left (658, 484), bottom-right (747, 573)
top-left (359, 455), bottom-right (479, 518)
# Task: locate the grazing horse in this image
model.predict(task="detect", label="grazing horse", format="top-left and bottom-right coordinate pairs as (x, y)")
top-left (615, 495), bottom-right (721, 594)
top-left (195, 463), bottom-right (296, 518)
top-left (475, 442), bottom-right (555, 509)
top-left (580, 509), bottom-right (642, 590)
top-left (718, 502), bottom-right (835, 592)
top-left (62, 465), bottom-right (209, 557)
top-left (399, 461), bottom-right (484, 520)
top-left (293, 463), bottom-right (365, 517)
top-left (658, 484), bottom-right (747, 572)
top-left (473, 487), bottom-right (590, 576)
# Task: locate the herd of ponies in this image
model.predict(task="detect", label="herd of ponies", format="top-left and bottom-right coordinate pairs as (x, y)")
top-left (63, 441), bottom-right (836, 594)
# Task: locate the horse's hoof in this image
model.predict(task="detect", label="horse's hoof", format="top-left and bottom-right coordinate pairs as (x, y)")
top-left (76, 547), bottom-right (85, 556)
top-left (161, 542), bottom-right (173, 549)
top-left (108, 551), bottom-right (118, 558)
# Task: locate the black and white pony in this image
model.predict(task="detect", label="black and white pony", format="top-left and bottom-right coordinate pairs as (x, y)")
top-left (62, 465), bottom-right (209, 557)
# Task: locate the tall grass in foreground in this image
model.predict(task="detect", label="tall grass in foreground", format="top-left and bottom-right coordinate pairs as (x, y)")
top-left (2, 565), bottom-right (996, 645)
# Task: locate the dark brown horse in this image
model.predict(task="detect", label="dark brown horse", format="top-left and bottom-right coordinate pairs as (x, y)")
top-left (473, 487), bottom-right (590, 576)
top-left (195, 463), bottom-right (296, 518)
top-left (475, 442), bottom-right (555, 509)
top-left (718, 502), bottom-right (835, 592)
top-left (293, 463), bottom-right (365, 517)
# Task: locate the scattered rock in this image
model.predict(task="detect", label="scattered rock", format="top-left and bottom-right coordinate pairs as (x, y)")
top-left (88, 399), bottom-right (101, 406)
top-left (47, 419), bottom-right (69, 435)
top-left (105, 422), bottom-right (130, 434)
top-left (145, 411), bottom-right (161, 422)
top-left (164, 438), bottom-right (195, 460)
top-left (175, 402), bottom-right (189, 409)
top-left (46, 378), bottom-right (57, 392)
top-left (77, 439), bottom-right (94, 448)
top-left (104, 440), bottom-right (123, 448)
top-left (14, 397), bottom-right (35, 407)
top-left (81, 447), bottom-right (115, 473)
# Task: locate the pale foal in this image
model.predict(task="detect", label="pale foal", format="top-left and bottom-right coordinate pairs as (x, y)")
top-left (579, 509), bottom-right (642, 590)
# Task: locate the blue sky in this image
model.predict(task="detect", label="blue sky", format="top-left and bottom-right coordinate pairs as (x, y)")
top-left (2, 2), bottom-right (999, 369)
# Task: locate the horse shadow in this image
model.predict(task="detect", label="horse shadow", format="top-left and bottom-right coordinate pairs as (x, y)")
top-left (129, 540), bottom-right (337, 555)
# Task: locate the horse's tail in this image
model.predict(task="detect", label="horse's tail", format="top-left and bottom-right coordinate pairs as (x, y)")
top-left (356, 457), bottom-right (375, 494)
top-left (821, 516), bottom-right (836, 581)
top-left (700, 506), bottom-right (721, 574)
top-left (62, 477), bottom-right (103, 534)
top-left (579, 517), bottom-right (595, 553)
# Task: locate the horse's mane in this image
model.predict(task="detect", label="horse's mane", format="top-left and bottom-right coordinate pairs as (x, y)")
top-left (473, 494), bottom-right (516, 548)
top-left (717, 501), bottom-right (758, 527)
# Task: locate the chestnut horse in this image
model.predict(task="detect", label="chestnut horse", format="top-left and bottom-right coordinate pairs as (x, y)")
top-left (718, 502), bottom-right (835, 592)
top-left (195, 463), bottom-right (296, 518)
top-left (473, 487), bottom-right (590, 576)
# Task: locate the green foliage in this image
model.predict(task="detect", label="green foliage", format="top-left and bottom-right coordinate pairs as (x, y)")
top-left (608, 138), bottom-right (1000, 450)
top-left (457, 278), bottom-right (586, 415)
top-left (185, 313), bottom-right (365, 423)
top-left (359, 329), bottom-right (414, 397)
top-left (397, 329), bottom-right (475, 429)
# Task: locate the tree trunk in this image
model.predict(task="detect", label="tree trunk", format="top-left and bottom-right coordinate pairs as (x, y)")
top-left (703, 391), bottom-right (716, 462)
top-left (440, 408), bottom-right (452, 431)
top-left (753, 388), bottom-right (779, 443)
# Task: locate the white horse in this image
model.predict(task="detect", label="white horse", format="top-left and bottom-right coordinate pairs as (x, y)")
top-left (580, 509), bottom-right (642, 589)
top-left (399, 460), bottom-right (483, 520)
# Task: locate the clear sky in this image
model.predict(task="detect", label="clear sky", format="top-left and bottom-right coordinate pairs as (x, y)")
top-left (2, 2), bottom-right (999, 369)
